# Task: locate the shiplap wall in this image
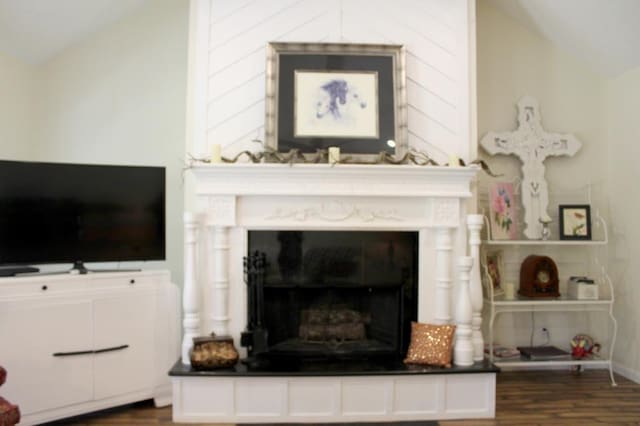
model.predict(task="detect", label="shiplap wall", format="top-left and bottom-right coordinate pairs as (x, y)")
top-left (187, 0), bottom-right (475, 163)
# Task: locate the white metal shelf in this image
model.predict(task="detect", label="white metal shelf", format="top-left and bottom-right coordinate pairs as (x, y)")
top-left (487, 298), bottom-right (617, 385)
top-left (482, 215), bottom-right (608, 245)
top-left (487, 295), bottom-right (612, 306)
top-left (493, 354), bottom-right (610, 368)
top-left (482, 239), bottom-right (607, 246)
top-left (481, 214), bottom-right (617, 385)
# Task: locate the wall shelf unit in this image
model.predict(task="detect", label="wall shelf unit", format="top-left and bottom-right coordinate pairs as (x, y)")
top-left (481, 215), bottom-right (617, 386)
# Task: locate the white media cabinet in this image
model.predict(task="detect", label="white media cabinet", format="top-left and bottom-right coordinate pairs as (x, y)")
top-left (0, 270), bottom-right (180, 425)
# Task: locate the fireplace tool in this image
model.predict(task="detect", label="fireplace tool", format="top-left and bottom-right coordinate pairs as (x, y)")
top-left (241, 251), bottom-right (269, 363)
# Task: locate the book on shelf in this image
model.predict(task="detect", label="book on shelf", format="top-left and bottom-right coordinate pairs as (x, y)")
top-left (485, 344), bottom-right (520, 358)
top-left (517, 345), bottom-right (570, 360)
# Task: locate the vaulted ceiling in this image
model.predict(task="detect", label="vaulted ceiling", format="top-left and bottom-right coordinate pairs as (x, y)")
top-left (487, 0), bottom-right (640, 77)
top-left (0, 0), bottom-right (150, 65)
top-left (1, 0), bottom-right (639, 78)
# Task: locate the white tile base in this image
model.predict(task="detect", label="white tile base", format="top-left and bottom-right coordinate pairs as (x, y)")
top-left (171, 373), bottom-right (496, 423)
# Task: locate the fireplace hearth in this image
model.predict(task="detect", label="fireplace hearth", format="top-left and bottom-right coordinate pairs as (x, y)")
top-left (242, 231), bottom-right (418, 363)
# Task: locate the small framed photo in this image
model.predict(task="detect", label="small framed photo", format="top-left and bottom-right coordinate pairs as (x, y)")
top-left (559, 205), bottom-right (592, 240)
top-left (482, 250), bottom-right (504, 296)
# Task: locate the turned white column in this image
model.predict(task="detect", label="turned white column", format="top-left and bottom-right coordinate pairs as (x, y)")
top-left (208, 223), bottom-right (230, 336)
top-left (454, 256), bottom-right (474, 366)
top-left (182, 212), bottom-right (200, 365)
top-left (434, 227), bottom-right (453, 325)
top-left (204, 195), bottom-right (236, 337)
top-left (467, 214), bottom-right (485, 361)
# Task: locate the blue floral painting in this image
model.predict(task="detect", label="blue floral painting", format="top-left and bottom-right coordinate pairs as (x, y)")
top-left (294, 71), bottom-right (379, 138)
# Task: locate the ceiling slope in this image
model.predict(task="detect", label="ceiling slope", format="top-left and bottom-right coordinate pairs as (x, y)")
top-left (0, 0), bottom-right (150, 65)
top-left (486, 0), bottom-right (640, 77)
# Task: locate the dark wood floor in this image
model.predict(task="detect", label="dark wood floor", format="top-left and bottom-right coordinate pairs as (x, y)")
top-left (57, 370), bottom-right (640, 425)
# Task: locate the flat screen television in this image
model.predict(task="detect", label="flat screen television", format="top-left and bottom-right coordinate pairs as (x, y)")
top-left (0, 160), bottom-right (165, 270)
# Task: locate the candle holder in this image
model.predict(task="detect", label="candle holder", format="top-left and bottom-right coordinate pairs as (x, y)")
top-left (539, 217), bottom-right (552, 240)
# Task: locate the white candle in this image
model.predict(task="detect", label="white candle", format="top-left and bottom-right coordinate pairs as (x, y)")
top-left (328, 147), bottom-right (340, 165)
top-left (211, 144), bottom-right (222, 163)
top-left (504, 282), bottom-right (516, 300)
top-left (448, 154), bottom-right (460, 167)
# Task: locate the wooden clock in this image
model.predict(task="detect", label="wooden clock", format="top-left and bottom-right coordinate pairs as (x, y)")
top-left (519, 255), bottom-right (560, 297)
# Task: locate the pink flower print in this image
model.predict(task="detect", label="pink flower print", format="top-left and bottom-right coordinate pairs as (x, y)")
top-left (492, 185), bottom-right (513, 234)
top-left (492, 194), bottom-right (506, 216)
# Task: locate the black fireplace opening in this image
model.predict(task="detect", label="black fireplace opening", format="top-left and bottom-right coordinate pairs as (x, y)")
top-left (243, 230), bottom-right (418, 364)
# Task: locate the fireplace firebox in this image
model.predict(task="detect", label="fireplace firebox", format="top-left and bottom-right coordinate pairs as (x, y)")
top-left (242, 231), bottom-right (418, 364)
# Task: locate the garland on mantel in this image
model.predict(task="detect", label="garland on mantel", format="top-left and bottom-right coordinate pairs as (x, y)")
top-left (187, 140), bottom-right (499, 176)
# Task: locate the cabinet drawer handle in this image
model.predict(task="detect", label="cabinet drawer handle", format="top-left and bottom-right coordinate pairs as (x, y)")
top-left (53, 344), bottom-right (129, 357)
top-left (94, 344), bottom-right (129, 354)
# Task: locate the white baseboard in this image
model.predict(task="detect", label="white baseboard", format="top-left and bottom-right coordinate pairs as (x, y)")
top-left (613, 362), bottom-right (640, 384)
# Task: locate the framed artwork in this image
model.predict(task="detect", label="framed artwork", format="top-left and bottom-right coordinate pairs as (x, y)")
top-left (483, 250), bottom-right (504, 296)
top-left (265, 42), bottom-right (407, 161)
top-left (559, 205), bottom-right (591, 240)
top-left (488, 182), bottom-right (517, 240)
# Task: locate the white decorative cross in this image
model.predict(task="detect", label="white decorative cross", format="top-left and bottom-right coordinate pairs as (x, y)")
top-left (480, 97), bottom-right (582, 239)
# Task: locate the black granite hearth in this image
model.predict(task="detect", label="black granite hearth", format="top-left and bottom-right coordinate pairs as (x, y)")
top-left (169, 359), bottom-right (499, 377)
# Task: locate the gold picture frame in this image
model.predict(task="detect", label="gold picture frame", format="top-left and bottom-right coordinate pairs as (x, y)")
top-left (482, 249), bottom-right (504, 297)
top-left (265, 42), bottom-right (407, 162)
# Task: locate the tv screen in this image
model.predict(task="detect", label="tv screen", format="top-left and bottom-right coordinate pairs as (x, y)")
top-left (0, 160), bottom-right (165, 266)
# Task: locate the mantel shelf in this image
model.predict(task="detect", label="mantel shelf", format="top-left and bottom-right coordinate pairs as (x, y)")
top-left (189, 163), bottom-right (480, 198)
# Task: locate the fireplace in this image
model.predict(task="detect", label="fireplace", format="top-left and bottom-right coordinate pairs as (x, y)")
top-left (171, 164), bottom-right (496, 423)
top-left (242, 231), bottom-right (418, 363)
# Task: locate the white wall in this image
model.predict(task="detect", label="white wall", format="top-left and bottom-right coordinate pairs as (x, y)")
top-left (606, 67), bottom-right (640, 380)
top-left (188, 0), bottom-right (475, 164)
top-left (477, 2), bottom-right (607, 190)
top-left (0, 53), bottom-right (36, 160)
top-left (30, 0), bottom-right (189, 285)
top-left (476, 3), bottom-right (614, 357)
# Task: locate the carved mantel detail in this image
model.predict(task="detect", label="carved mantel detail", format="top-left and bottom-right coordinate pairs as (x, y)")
top-left (431, 198), bottom-right (460, 227)
top-left (267, 201), bottom-right (403, 223)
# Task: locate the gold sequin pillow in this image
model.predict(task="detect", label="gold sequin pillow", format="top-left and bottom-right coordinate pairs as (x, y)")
top-left (404, 322), bottom-right (456, 367)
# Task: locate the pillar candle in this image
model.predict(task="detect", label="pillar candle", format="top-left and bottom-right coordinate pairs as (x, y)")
top-left (448, 154), bottom-right (460, 167)
top-left (504, 282), bottom-right (516, 300)
top-left (211, 144), bottom-right (222, 163)
top-left (328, 147), bottom-right (340, 165)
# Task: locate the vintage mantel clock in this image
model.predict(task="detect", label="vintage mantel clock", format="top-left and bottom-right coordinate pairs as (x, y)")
top-left (519, 255), bottom-right (560, 297)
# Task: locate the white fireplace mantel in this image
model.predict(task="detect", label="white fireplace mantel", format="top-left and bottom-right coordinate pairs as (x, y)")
top-left (191, 163), bottom-right (477, 199)
top-left (186, 162), bottom-right (479, 335)
top-left (190, 163), bottom-right (478, 231)
top-left (173, 163), bottom-right (495, 423)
